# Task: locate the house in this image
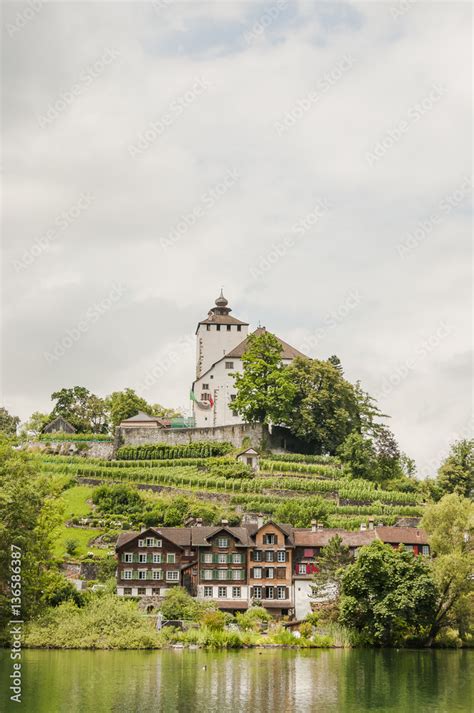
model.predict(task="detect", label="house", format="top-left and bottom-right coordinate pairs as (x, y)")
top-left (247, 521), bottom-right (294, 617)
top-left (236, 448), bottom-right (260, 471)
top-left (119, 411), bottom-right (169, 430)
top-left (42, 416), bottom-right (76, 434)
top-left (191, 292), bottom-right (306, 429)
top-left (375, 526), bottom-right (430, 556)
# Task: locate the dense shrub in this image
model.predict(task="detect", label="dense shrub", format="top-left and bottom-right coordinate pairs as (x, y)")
top-left (39, 433), bottom-right (112, 442)
top-left (117, 442), bottom-right (234, 460)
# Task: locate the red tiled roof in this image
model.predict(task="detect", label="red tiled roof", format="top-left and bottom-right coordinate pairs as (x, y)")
top-left (375, 527), bottom-right (429, 545)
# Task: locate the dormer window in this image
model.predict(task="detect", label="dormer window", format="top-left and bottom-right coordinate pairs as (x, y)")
top-left (217, 537), bottom-right (229, 548)
top-left (263, 534), bottom-right (277, 545)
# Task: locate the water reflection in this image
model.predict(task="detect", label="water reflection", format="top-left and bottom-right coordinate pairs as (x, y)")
top-left (0, 648), bottom-right (472, 713)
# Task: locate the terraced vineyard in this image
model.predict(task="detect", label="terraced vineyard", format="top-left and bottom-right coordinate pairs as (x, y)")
top-left (34, 446), bottom-right (424, 530)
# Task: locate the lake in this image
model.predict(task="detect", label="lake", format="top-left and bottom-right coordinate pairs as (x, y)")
top-left (0, 649), bottom-right (472, 712)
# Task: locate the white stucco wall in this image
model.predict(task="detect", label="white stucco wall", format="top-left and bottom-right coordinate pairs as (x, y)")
top-left (196, 322), bottom-right (248, 378)
top-left (193, 357), bottom-right (245, 427)
top-left (196, 584), bottom-right (249, 602)
top-left (294, 580), bottom-right (314, 619)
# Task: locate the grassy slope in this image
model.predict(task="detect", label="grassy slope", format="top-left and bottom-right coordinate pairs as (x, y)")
top-left (54, 484), bottom-right (109, 559)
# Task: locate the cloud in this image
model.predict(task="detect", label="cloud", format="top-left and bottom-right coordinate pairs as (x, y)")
top-left (2, 1), bottom-right (471, 475)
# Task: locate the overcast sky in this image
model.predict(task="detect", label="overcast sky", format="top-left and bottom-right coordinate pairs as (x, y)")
top-left (2, 1), bottom-right (472, 476)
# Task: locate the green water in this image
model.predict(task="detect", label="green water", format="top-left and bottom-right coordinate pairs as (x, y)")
top-left (0, 648), bottom-right (472, 712)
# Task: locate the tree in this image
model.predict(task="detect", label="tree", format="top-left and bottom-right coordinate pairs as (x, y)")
top-left (339, 540), bottom-right (438, 646)
top-left (50, 387), bottom-right (108, 433)
top-left (421, 494), bottom-right (473, 645)
top-left (435, 440), bottom-right (473, 499)
top-left (0, 407), bottom-right (20, 436)
top-left (232, 331), bottom-right (295, 424)
top-left (22, 411), bottom-right (50, 436)
top-left (106, 388), bottom-right (153, 430)
top-left (338, 432), bottom-right (378, 480)
top-left (0, 439), bottom-right (62, 641)
top-left (312, 535), bottom-right (352, 599)
top-left (282, 357), bottom-right (360, 454)
top-left (150, 404), bottom-right (183, 419)
top-left (159, 587), bottom-right (204, 621)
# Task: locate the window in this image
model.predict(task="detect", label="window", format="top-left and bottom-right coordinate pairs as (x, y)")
top-left (123, 570), bottom-right (132, 580)
top-left (263, 534), bottom-right (277, 545)
top-left (226, 325), bottom-right (231, 331)
top-left (277, 586), bottom-right (286, 600)
top-left (152, 570), bottom-right (162, 580)
top-left (218, 554), bottom-right (227, 564)
top-left (217, 537), bottom-right (228, 548)
top-left (152, 553), bottom-right (162, 564)
top-left (253, 567), bottom-right (262, 579)
top-left (202, 383), bottom-right (209, 390)
top-left (298, 563), bottom-right (308, 575)
top-left (232, 570), bottom-right (243, 580)
top-left (206, 324), bottom-right (211, 331)
top-left (265, 551), bottom-right (275, 562)
top-left (253, 550), bottom-right (263, 562)
top-left (138, 539), bottom-right (145, 547)
top-left (138, 570), bottom-right (147, 580)
top-left (422, 545), bottom-right (430, 556)
top-left (122, 553), bottom-right (133, 563)
top-left (218, 586), bottom-right (227, 598)
top-left (237, 325), bottom-right (242, 332)
top-left (145, 537), bottom-right (155, 547)
top-left (201, 393), bottom-right (211, 401)
top-left (203, 553), bottom-right (213, 563)
top-left (277, 551), bottom-right (286, 562)
top-left (232, 553), bottom-right (242, 564)
top-left (216, 325), bottom-right (221, 331)
top-left (218, 570), bottom-right (227, 580)
top-left (276, 567), bottom-right (286, 579)
top-left (152, 588), bottom-right (160, 595)
top-left (405, 544), bottom-right (414, 552)
top-left (266, 568), bottom-right (274, 579)
top-left (166, 571), bottom-right (179, 581)
top-left (265, 587), bottom-right (274, 600)
top-left (252, 586), bottom-right (262, 599)
top-left (137, 587), bottom-right (146, 595)
top-left (124, 587), bottom-right (132, 595)
top-left (204, 586), bottom-right (213, 597)
top-left (139, 553), bottom-right (148, 564)
top-left (203, 570), bottom-right (213, 580)
top-left (225, 361), bottom-right (234, 369)
top-left (166, 553), bottom-right (176, 564)
top-left (230, 394), bottom-right (236, 401)
top-left (232, 587), bottom-right (241, 598)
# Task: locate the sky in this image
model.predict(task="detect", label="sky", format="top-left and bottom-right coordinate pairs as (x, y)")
top-left (2, 1), bottom-right (472, 477)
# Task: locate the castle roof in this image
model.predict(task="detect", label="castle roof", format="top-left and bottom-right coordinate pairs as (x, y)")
top-left (226, 327), bottom-right (306, 360)
top-left (196, 291), bottom-right (249, 332)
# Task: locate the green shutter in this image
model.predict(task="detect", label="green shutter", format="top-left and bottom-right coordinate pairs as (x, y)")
top-left (212, 554), bottom-right (218, 564)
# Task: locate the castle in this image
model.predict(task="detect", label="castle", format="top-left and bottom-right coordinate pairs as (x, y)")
top-left (191, 291), bottom-right (305, 428)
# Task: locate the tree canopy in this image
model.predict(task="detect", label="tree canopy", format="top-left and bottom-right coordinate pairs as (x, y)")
top-left (434, 439), bottom-right (473, 499)
top-left (50, 387), bottom-right (108, 433)
top-left (0, 407), bottom-right (20, 436)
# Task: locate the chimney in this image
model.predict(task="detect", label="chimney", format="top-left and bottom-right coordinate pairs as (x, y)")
top-left (360, 523), bottom-right (367, 531)
top-left (368, 518), bottom-right (374, 530)
top-left (221, 519), bottom-right (229, 526)
top-left (257, 514), bottom-right (264, 529)
top-left (311, 520), bottom-right (317, 533)
top-left (317, 522), bottom-right (324, 531)
top-left (196, 518), bottom-right (202, 527)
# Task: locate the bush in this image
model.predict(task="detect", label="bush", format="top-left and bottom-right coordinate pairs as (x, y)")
top-left (434, 628), bottom-right (463, 648)
top-left (235, 606), bottom-right (273, 632)
top-left (200, 610), bottom-right (227, 631)
top-left (305, 612), bottom-right (319, 627)
top-left (299, 622), bottom-right (313, 638)
top-left (159, 587), bottom-right (204, 621)
top-left (117, 442), bottom-right (234, 460)
top-left (65, 539), bottom-right (79, 556)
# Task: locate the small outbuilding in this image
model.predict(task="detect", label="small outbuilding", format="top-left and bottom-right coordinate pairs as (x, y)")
top-left (42, 416), bottom-right (77, 434)
top-left (236, 447), bottom-right (260, 471)
top-left (119, 411), bottom-right (168, 430)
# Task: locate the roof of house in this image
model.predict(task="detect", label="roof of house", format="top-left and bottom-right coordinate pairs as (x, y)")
top-left (292, 528), bottom-right (377, 548)
top-left (42, 416), bottom-right (77, 433)
top-left (116, 527), bottom-right (192, 549)
top-left (198, 314), bottom-right (249, 328)
top-left (375, 526), bottom-right (429, 545)
top-left (190, 526), bottom-right (254, 547)
top-left (120, 411), bottom-right (168, 426)
top-left (236, 448), bottom-right (259, 457)
top-left (225, 327), bottom-right (306, 360)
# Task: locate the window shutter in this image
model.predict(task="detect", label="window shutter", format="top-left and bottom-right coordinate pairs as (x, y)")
top-left (133, 553), bottom-right (138, 563)
top-left (213, 554), bottom-right (218, 564)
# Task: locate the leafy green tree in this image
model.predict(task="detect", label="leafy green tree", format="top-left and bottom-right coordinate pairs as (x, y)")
top-left (0, 407), bottom-right (20, 436)
top-left (337, 432), bottom-right (378, 480)
top-left (339, 540), bottom-right (438, 646)
top-left (0, 439), bottom-right (62, 641)
top-left (421, 494), bottom-right (473, 644)
top-left (41, 570), bottom-right (84, 607)
top-left (435, 439), bottom-right (473, 499)
top-left (106, 388), bottom-right (153, 430)
top-left (282, 357), bottom-right (360, 454)
top-left (150, 404), bottom-right (183, 419)
top-left (232, 331), bottom-right (295, 424)
top-left (22, 411), bottom-right (50, 436)
top-left (312, 534), bottom-right (352, 599)
top-left (50, 387), bottom-right (108, 433)
top-left (159, 587), bottom-right (203, 621)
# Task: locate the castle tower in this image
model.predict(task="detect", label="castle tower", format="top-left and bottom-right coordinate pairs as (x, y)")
top-left (195, 291), bottom-right (249, 378)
